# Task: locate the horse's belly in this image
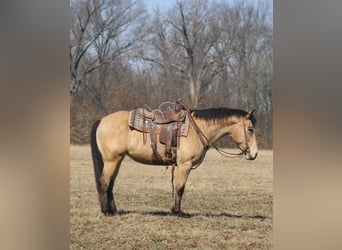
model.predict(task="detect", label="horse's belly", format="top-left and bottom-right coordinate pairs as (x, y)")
top-left (126, 134), bottom-right (161, 165)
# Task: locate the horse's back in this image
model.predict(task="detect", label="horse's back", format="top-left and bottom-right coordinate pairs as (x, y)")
top-left (96, 111), bottom-right (130, 160)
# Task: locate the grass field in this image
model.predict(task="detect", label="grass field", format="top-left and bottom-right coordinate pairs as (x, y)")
top-left (70, 145), bottom-right (273, 249)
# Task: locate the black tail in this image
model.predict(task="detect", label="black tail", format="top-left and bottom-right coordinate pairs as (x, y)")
top-left (90, 120), bottom-right (103, 192)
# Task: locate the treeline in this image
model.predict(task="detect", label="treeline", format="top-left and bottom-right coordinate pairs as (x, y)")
top-left (70, 0), bottom-right (273, 148)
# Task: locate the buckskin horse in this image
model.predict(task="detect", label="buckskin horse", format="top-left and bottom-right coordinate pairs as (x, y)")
top-left (90, 99), bottom-right (258, 217)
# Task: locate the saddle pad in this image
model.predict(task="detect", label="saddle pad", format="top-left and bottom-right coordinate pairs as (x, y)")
top-left (129, 109), bottom-right (189, 137)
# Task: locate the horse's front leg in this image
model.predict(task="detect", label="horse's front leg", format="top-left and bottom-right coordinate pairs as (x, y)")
top-left (171, 161), bottom-right (192, 217)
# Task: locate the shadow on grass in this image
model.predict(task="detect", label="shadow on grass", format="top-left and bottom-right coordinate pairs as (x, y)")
top-left (117, 210), bottom-right (269, 220)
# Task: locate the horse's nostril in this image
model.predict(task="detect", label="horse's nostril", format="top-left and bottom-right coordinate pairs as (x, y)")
top-left (253, 153), bottom-right (258, 160)
top-left (248, 152), bottom-right (257, 160)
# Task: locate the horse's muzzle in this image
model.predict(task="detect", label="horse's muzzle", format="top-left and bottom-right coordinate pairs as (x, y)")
top-left (246, 152), bottom-right (257, 160)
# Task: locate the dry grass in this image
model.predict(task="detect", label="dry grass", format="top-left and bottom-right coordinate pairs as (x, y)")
top-left (70, 145), bottom-right (272, 249)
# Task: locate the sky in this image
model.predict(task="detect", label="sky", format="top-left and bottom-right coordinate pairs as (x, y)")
top-left (143, 0), bottom-right (273, 14)
top-left (143, 0), bottom-right (175, 12)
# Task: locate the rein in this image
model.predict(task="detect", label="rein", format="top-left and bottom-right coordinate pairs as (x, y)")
top-left (176, 99), bottom-right (247, 159)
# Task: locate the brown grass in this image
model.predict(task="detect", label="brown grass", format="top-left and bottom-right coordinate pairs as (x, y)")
top-left (70, 145), bottom-right (273, 249)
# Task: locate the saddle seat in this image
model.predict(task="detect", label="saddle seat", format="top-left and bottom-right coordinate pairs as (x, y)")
top-left (142, 104), bottom-right (186, 124)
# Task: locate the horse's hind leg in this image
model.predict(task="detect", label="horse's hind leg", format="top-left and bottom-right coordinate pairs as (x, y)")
top-left (98, 157), bottom-right (124, 216)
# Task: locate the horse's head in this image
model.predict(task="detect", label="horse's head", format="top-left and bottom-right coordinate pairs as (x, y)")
top-left (231, 109), bottom-right (258, 160)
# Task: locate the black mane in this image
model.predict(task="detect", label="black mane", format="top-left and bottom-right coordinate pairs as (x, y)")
top-left (191, 108), bottom-right (256, 125)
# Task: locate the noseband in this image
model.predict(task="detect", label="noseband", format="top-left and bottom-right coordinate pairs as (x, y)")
top-left (241, 117), bottom-right (250, 155)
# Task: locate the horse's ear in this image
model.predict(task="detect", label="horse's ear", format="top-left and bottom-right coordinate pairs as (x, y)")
top-left (246, 109), bottom-right (256, 119)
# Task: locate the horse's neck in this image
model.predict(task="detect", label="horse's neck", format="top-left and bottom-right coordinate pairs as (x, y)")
top-left (195, 117), bottom-right (237, 144)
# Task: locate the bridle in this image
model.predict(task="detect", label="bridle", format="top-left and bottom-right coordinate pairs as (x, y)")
top-left (208, 117), bottom-right (250, 159)
top-left (241, 117), bottom-right (251, 155)
top-left (176, 99), bottom-right (250, 159)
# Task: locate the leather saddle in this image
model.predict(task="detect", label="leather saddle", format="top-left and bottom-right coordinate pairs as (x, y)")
top-left (129, 102), bottom-right (189, 165)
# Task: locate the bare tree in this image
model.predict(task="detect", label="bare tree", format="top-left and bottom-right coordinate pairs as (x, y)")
top-left (140, 0), bottom-right (224, 107)
top-left (70, 0), bottom-right (147, 97)
top-left (215, 0), bottom-right (272, 147)
top-left (70, 0), bottom-right (101, 95)
top-left (70, 0), bottom-right (273, 148)
top-left (70, 0), bottom-right (148, 143)
top-left (216, 1), bottom-right (272, 108)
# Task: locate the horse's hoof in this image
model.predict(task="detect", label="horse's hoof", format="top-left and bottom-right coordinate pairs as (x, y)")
top-left (103, 210), bottom-right (116, 216)
top-left (171, 208), bottom-right (191, 218)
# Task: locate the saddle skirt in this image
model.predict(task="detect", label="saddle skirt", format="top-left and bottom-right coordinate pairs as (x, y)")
top-left (128, 106), bottom-right (190, 164)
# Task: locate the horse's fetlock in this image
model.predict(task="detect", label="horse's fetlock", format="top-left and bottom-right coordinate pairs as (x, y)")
top-left (177, 186), bottom-right (185, 196)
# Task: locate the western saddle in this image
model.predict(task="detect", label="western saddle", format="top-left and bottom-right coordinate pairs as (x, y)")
top-left (129, 101), bottom-right (189, 165)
